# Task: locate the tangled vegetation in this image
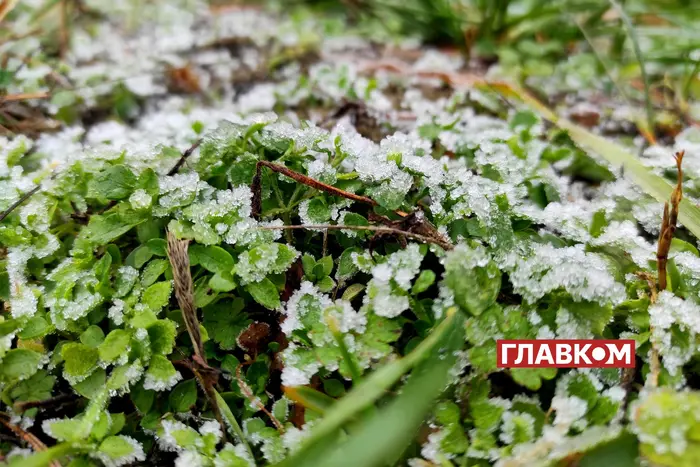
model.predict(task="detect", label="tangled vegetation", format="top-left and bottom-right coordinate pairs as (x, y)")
top-left (1, 0), bottom-right (700, 466)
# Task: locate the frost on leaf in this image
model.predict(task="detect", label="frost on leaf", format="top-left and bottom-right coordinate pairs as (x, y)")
top-left (648, 290), bottom-right (700, 379)
top-left (506, 243), bottom-right (626, 306)
top-left (363, 244), bottom-right (424, 318)
top-left (143, 355), bottom-right (182, 391)
top-left (633, 390), bottom-right (700, 466)
top-left (96, 436), bottom-right (146, 467)
top-left (235, 242), bottom-right (300, 285)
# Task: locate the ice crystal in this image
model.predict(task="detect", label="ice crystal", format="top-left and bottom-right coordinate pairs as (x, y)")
top-left (507, 243), bottom-right (626, 306)
top-left (236, 243), bottom-right (300, 285)
top-left (364, 244), bottom-right (424, 318)
top-left (648, 290), bottom-right (700, 377)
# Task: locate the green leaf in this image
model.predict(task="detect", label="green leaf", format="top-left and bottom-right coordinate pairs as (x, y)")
top-left (214, 390), bottom-right (254, 460)
top-left (18, 316), bottom-right (51, 339)
top-left (62, 343), bottom-right (99, 380)
top-left (83, 213), bottom-right (142, 245)
top-left (126, 245), bottom-right (153, 269)
top-left (189, 244), bottom-right (235, 275)
top-left (147, 319), bottom-right (177, 355)
top-left (194, 275), bottom-right (218, 308)
top-left (412, 270), bottom-right (436, 294)
top-left (202, 299), bottom-right (250, 350)
top-left (80, 325), bottom-right (105, 348)
top-left (43, 419), bottom-right (85, 442)
top-left (99, 329), bottom-right (131, 363)
top-left (169, 378), bottom-right (198, 412)
top-left (246, 278), bottom-right (281, 310)
top-left (147, 238), bottom-right (168, 256)
top-left (8, 371), bottom-right (55, 409)
top-left (302, 254), bottom-right (317, 279)
top-left (316, 276), bottom-right (335, 292)
top-left (443, 246), bottom-right (500, 315)
top-left (635, 390), bottom-right (700, 466)
top-left (341, 283), bottom-right (365, 301)
top-left (209, 271), bottom-right (237, 292)
top-left (144, 355), bottom-right (179, 390)
top-left (511, 367), bottom-right (557, 390)
top-left (0, 349), bottom-right (42, 382)
top-left (131, 384), bottom-right (154, 413)
top-left (73, 368), bottom-right (106, 399)
top-left (141, 259), bottom-right (170, 287)
top-left (577, 431), bottom-right (639, 467)
top-left (316, 256), bottom-right (334, 278)
top-left (7, 443), bottom-right (83, 467)
top-left (336, 247), bottom-right (362, 281)
top-left (142, 281), bottom-right (172, 313)
top-left (98, 436), bottom-right (144, 464)
top-left (91, 165), bottom-right (137, 200)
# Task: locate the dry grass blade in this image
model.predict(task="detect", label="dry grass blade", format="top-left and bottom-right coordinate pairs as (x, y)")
top-left (166, 231), bottom-right (229, 440)
top-left (0, 184), bottom-right (42, 222)
top-left (0, 92), bottom-right (51, 103)
top-left (166, 231), bottom-right (206, 363)
top-left (0, 0), bottom-right (20, 24)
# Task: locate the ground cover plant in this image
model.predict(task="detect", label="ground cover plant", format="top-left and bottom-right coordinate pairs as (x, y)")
top-left (1, 0), bottom-right (700, 466)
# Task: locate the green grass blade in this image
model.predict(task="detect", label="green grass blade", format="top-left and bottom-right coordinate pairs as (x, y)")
top-left (609, 0), bottom-right (655, 139)
top-left (215, 390), bottom-right (255, 462)
top-left (284, 386), bottom-right (337, 415)
top-left (487, 81), bottom-right (700, 239)
top-left (307, 314), bottom-right (466, 467)
top-left (275, 308), bottom-right (461, 463)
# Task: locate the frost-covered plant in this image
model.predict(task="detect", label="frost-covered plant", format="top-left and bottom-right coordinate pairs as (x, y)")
top-left (3, 1), bottom-right (700, 466)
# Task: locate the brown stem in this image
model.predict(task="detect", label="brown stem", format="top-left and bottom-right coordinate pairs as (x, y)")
top-left (251, 160), bottom-right (382, 219)
top-left (13, 394), bottom-right (75, 413)
top-left (0, 414), bottom-right (61, 467)
top-left (648, 150), bottom-right (685, 388)
top-left (168, 139), bottom-right (203, 176)
top-left (236, 364), bottom-right (284, 433)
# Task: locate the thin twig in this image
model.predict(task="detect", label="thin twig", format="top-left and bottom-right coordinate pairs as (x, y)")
top-left (13, 394), bottom-right (75, 413)
top-left (236, 364), bottom-right (284, 434)
top-left (0, 414), bottom-right (61, 467)
top-left (250, 161), bottom-right (454, 251)
top-left (257, 223), bottom-right (453, 250)
top-left (0, 184), bottom-right (41, 222)
top-left (251, 160), bottom-right (384, 218)
top-left (168, 138), bottom-right (203, 176)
